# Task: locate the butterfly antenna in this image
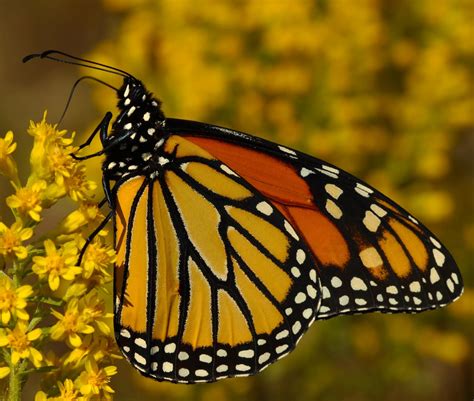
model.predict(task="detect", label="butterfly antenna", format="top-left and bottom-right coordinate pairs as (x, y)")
top-left (58, 76), bottom-right (118, 126)
top-left (23, 49), bottom-right (134, 79)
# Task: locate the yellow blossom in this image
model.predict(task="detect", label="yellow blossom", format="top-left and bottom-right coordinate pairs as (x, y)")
top-left (61, 202), bottom-right (103, 234)
top-left (32, 240), bottom-right (81, 291)
top-left (0, 130), bottom-right (19, 181)
top-left (64, 335), bottom-right (121, 367)
top-left (0, 365), bottom-right (10, 379)
top-left (81, 292), bottom-right (113, 335)
top-left (0, 221), bottom-right (33, 260)
top-left (75, 358), bottom-right (116, 400)
top-left (0, 274), bottom-right (33, 324)
top-left (28, 111), bottom-right (77, 185)
top-left (6, 180), bottom-right (47, 222)
top-left (0, 322), bottom-right (42, 367)
top-left (61, 164), bottom-right (97, 202)
top-left (36, 379), bottom-right (84, 401)
top-left (28, 111), bottom-right (74, 155)
top-left (81, 237), bottom-right (115, 282)
top-left (50, 298), bottom-right (94, 347)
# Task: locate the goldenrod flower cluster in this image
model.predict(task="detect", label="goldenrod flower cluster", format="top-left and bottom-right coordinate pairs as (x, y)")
top-left (0, 114), bottom-right (118, 401)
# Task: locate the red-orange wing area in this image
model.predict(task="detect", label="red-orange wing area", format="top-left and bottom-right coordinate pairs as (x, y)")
top-left (184, 135), bottom-right (463, 318)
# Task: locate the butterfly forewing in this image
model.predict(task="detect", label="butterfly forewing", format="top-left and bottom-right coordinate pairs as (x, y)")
top-left (113, 135), bottom-right (321, 383)
top-left (170, 121), bottom-right (463, 319)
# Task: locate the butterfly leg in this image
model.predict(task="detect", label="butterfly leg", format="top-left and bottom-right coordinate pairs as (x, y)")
top-left (72, 112), bottom-right (113, 160)
top-left (77, 211), bottom-right (113, 266)
top-left (102, 174), bottom-right (114, 209)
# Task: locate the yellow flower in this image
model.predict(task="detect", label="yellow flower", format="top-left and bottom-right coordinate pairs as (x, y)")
top-left (81, 292), bottom-right (113, 335)
top-left (28, 111), bottom-right (77, 187)
top-left (0, 321), bottom-right (42, 367)
top-left (75, 358), bottom-right (116, 399)
top-left (62, 164), bottom-right (97, 202)
top-left (64, 335), bottom-right (121, 367)
top-left (37, 379), bottom-right (84, 401)
top-left (32, 240), bottom-right (81, 291)
top-left (0, 221), bottom-right (33, 260)
top-left (6, 180), bottom-right (47, 222)
top-left (62, 334), bottom-right (94, 366)
top-left (0, 130), bottom-right (18, 180)
top-left (61, 202), bottom-right (103, 234)
top-left (0, 274), bottom-right (33, 324)
top-left (82, 237), bottom-right (115, 282)
top-left (0, 365), bottom-right (10, 379)
top-left (50, 298), bottom-right (94, 347)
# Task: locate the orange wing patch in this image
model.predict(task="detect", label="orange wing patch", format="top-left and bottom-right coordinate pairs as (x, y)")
top-left (186, 136), bottom-right (313, 206)
top-left (286, 206), bottom-right (350, 268)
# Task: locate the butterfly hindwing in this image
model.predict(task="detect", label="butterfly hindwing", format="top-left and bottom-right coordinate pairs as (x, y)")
top-left (113, 135), bottom-right (321, 383)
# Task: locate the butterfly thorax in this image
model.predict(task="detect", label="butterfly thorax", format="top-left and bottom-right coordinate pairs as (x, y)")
top-left (103, 78), bottom-right (168, 181)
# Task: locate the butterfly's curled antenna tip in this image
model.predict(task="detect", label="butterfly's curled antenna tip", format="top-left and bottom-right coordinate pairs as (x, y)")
top-left (39, 49), bottom-right (59, 58)
top-left (22, 53), bottom-right (41, 63)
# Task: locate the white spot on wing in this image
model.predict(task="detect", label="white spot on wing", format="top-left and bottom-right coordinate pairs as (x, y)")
top-left (331, 276), bottom-right (342, 288)
top-left (217, 349), bottom-right (227, 357)
top-left (409, 281), bottom-right (421, 293)
top-left (259, 353), bottom-right (271, 364)
top-left (322, 165), bottom-right (339, 174)
top-left (295, 292), bottom-right (306, 304)
top-left (325, 184), bottom-right (343, 199)
top-left (430, 236), bottom-right (441, 249)
top-left (220, 164), bottom-right (238, 176)
top-left (339, 295), bottom-right (349, 306)
top-left (356, 183), bottom-right (373, 193)
top-left (370, 204), bottom-right (387, 217)
top-left (199, 354), bottom-right (212, 363)
top-left (163, 362), bottom-right (173, 373)
top-left (278, 145), bottom-right (296, 156)
top-left (256, 201), bottom-right (273, 216)
top-left (195, 369), bottom-right (208, 377)
top-left (433, 249), bottom-right (445, 266)
top-left (134, 338), bottom-right (147, 348)
top-left (300, 167), bottom-right (313, 177)
top-left (359, 247), bottom-right (383, 268)
top-left (291, 266), bottom-right (301, 278)
top-left (164, 343), bottom-right (176, 353)
top-left (238, 349), bottom-right (254, 358)
top-left (386, 286), bottom-right (398, 294)
top-left (316, 168), bottom-right (338, 179)
top-left (275, 330), bottom-right (289, 340)
top-left (351, 277), bottom-right (368, 291)
top-left (284, 220), bottom-right (299, 240)
top-left (325, 199), bottom-right (342, 219)
top-left (306, 284), bottom-right (317, 299)
top-left (296, 249), bottom-right (306, 264)
top-left (430, 268), bottom-right (440, 284)
top-left (134, 353), bottom-right (146, 365)
top-left (363, 210), bottom-right (381, 232)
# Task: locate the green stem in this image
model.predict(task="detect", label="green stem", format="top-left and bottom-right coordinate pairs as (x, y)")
top-left (8, 363), bottom-right (21, 401)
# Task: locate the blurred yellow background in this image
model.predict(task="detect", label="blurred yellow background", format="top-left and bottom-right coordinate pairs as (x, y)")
top-left (1, 0), bottom-right (472, 400)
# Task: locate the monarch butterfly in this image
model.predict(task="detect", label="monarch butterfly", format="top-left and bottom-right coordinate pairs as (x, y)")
top-left (24, 50), bottom-right (463, 384)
